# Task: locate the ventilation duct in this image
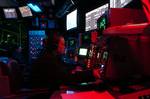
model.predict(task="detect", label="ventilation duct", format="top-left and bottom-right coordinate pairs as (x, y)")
top-left (0, 0), bottom-right (18, 7)
top-left (56, 0), bottom-right (75, 18)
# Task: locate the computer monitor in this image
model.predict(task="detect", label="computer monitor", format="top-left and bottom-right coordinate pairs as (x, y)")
top-left (27, 3), bottom-right (42, 13)
top-left (66, 9), bottom-right (77, 30)
top-left (67, 38), bottom-right (77, 49)
top-left (97, 13), bottom-right (108, 34)
top-left (101, 51), bottom-right (109, 63)
top-left (110, 0), bottom-right (132, 8)
top-left (19, 6), bottom-right (32, 17)
top-left (28, 30), bottom-right (46, 63)
top-left (3, 8), bottom-right (17, 19)
top-left (85, 3), bottom-right (108, 31)
top-left (81, 32), bottom-right (91, 45)
top-left (79, 48), bottom-right (88, 56)
top-left (0, 57), bottom-right (9, 64)
top-left (48, 20), bottom-right (55, 29)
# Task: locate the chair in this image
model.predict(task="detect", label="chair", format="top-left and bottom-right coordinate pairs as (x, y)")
top-left (0, 60), bottom-right (23, 96)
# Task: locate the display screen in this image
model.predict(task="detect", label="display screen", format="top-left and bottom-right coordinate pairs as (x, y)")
top-left (0, 57), bottom-right (9, 64)
top-left (66, 9), bottom-right (77, 30)
top-left (48, 20), bottom-right (55, 29)
top-left (27, 3), bottom-right (42, 13)
top-left (85, 4), bottom-right (108, 31)
top-left (19, 6), bottom-right (32, 17)
top-left (81, 33), bottom-right (91, 45)
top-left (28, 30), bottom-right (46, 62)
top-left (67, 37), bottom-right (77, 48)
top-left (40, 17), bottom-right (48, 29)
top-left (3, 8), bottom-right (17, 19)
top-left (110, 0), bottom-right (132, 8)
top-left (101, 51), bottom-right (109, 64)
top-left (79, 48), bottom-right (88, 56)
top-left (67, 38), bottom-right (77, 48)
top-left (97, 13), bottom-right (108, 33)
top-left (32, 17), bottom-right (39, 27)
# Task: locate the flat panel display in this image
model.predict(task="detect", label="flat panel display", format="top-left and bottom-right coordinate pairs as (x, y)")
top-left (28, 30), bottom-right (46, 62)
top-left (48, 20), bottom-right (55, 29)
top-left (85, 4), bottom-right (108, 31)
top-left (110, 0), bottom-right (132, 8)
top-left (66, 9), bottom-right (77, 30)
top-left (19, 6), bottom-right (32, 17)
top-left (3, 8), bottom-right (17, 19)
top-left (67, 38), bottom-right (77, 49)
top-left (79, 48), bottom-right (88, 56)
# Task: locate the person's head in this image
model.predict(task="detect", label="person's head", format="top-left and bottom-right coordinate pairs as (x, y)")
top-left (57, 36), bottom-right (65, 54)
top-left (45, 32), bottom-right (65, 55)
top-left (15, 46), bottom-right (22, 53)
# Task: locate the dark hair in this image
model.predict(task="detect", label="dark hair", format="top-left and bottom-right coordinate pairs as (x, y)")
top-left (45, 32), bottom-right (63, 51)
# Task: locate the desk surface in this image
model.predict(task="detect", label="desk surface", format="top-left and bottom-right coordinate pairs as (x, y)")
top-left (61, 90), bottom-right (115, 99)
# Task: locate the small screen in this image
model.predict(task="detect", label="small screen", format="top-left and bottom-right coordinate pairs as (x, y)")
top-left (0, 57), bottom-right (9, 64)
top-left (19, 6), bottom-right (32, 17)
top-left (3, 8), bottom-right (17, 19)
top-left (81, 33), bottom-right (91, 45)
top-left (79, 48), bottom-right (88, 56)
top-left (102, 51), bottom-right (109, 63)
top-left (97, 13), bottom-right (108, 34)
top-left (40, 18), bottom-right (48, 29)
top-left (67, 38), bottom-right (77, 48)
top-left (32, 17), bottom-right (39, 27)
top-left (48, 20), bottom-right (55, 29)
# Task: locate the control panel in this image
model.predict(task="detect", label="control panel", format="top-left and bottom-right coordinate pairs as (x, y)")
top-left (28, 30), bottom-right (46, 63)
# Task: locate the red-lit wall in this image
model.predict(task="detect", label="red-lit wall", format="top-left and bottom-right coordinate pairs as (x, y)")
top-left (108, 8), bottom-right (147, 27)
top-left (141, 0), bottom-right (150, 22)
top-left (105, 34), bottom-right (150, 81)
top-left (103, 8), bottom-right (150, 81)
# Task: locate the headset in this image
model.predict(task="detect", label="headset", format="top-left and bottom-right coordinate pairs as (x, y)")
top-left (45, 32), bottom-right (61, 51)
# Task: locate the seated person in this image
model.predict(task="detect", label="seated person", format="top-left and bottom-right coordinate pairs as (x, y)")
top-left (31, 32), bottom-right (101, 98)
top-left (12, 46), bottom-right (25, 64)
top-left (0, 61), bottom-right (9, 76)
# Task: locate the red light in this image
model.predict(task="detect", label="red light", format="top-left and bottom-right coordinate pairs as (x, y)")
top-left (91, 31), bottom-right (98, 43)
top-left (41, 15), bottom-right (45, 18)
top-left (61, 91), bottom-right (115, 99)
top-left (141, 0), bottom-right (150, 22)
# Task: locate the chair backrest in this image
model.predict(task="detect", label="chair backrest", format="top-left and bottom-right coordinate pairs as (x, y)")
top-left (0, 62), bottom-right (9, 76)
top-left (0, 76), bottom-right (11, 96)
top-left (7, 59), bottom-right (23, 92)
top-left (0, 62), bottom-right (11, 96)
